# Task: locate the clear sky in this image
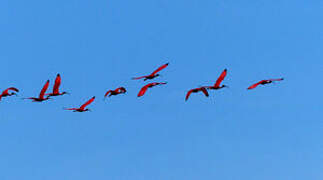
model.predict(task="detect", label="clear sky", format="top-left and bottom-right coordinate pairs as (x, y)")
top-left (1, 0), bottom-right (322, 179)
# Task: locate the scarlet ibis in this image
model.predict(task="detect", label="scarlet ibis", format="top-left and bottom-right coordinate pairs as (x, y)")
top-left (64, 96), bottom-right (95, 112)
top-left (185, 87), bottom-right (209, 101)
top-left (24, 80), bottom-right (51, 102)
top-left (132, 63), bottom-right (169, 81)
top-left (138, 82), bottom-right (167, 97)
top-left (206, 69), bottom-right (228, 90)
top-left (46, 73), bottom-right (69, 97)
top-left (247, 78), bottom-right (284, 90)
top-left (104, 87), bottom-right (126, 98)
top-left (0, 87), bottom-right (19, 101)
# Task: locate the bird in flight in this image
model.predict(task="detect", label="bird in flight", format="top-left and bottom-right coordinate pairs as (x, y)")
top-left (138, 82), bottom-right (167, 97)
top-left (104, 87), bottom-right (127, 98)
top-left (0, 87), bottom-right (19, 101)
top-left (132, 63), bottom-right (169, 81)
top-left (64, 96), bottom-right (95, 112)
top-left (46, 74), bottom-right (69, 97)
top-left (205, 69), bottom-right (228, 90)
top-left (24, 80), bottom-right (51, 102)
top-left (185, 87), bottom-right (209, 101)
top-left (247, 78), bottom-right (284, 90)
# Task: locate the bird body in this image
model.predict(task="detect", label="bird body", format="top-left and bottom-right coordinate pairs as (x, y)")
top-left (132, 63), bottom-right (169, 81)
top-left (24, 80), bottom-right (51, 102)
top-left (185, 87), bottom-right (209, 101)
top-left (0, 87), bottom-right (19, 101)
top-left (137, 82), bottom-right (167, 97)
top-left (247, 78), bottom-right (284, 90)
top-left (65, 96), bottom-right (95, 112)
top-left (46, 74), bottom-right (68, 97)
top-left (104, 87), bottom-right (126, 98)
top-left (206, 69), bottom-right (228, 90)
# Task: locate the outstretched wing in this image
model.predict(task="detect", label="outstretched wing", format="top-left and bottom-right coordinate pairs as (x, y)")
top-left (1, 87), bottom-right (19, 95)
top-left (200, 87), bottom-right (209, 97)
top-left (247, 81), bottom-right (264, 90)
top-left (185, 89), bottom-right (194, 101)
top-left (151, 63), bottom-right (169, 75)
top-left (137, 84), bottom-right (151, 97)
top-left (39, 80), bottom-right (50, 98)
top-left (6, 87), bottom-right (19, 92)
top-left (53, 74), bottom-right (61, 94)
top-left (80, 96), bottom-right (95, 110)
top-left (104, 90), bottom-right (112, 97)
top-left (214, 69), bottom-right (227, 88)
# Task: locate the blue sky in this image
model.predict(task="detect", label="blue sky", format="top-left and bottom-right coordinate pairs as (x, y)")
top-left (1, 0), bottom-right (323, 179)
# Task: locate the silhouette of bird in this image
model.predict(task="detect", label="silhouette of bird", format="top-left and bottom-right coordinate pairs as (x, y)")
top-left (132, 63), bottom-right (169, 81)
top-left (0, 87), bottom-right (19, 101)
top-left (104, 87), bottom-right (126, 98)
top-left (206, 69), bottom-right (228, 90)
top-left (138, 82), bottom-right (167, 97)
top-left (46, 73), bottom-right (69, 97)
top-left (247, 78), bottom-right (284, 90)
top-left (185, 87), bottom-right (209, 101)
top-left (64, 96), bottom-right (95, 112)
top-left (24, 80), bottom-right (51, 102)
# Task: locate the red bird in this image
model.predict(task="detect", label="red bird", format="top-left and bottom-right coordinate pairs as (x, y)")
top-left (64, 96), bottom-right (95, 112)
top-left (132, 63), bottom-right (169, 81)
top-left (185, 87), bottom-right (209, 101)
top-left (0, 87), bottom-right (19, 101)
top-left (104, 87), bottom-right (127, 98)
top-left (206, 69), bottom-right (228, 90)
top-left (46, 73), bottom-right (69, 97)
top-left (138, 82), bottom-right (167, 97)
top-left (24, 80), bottom-right (51, 102)
top-left (247, 78), bottom-right (284, 90)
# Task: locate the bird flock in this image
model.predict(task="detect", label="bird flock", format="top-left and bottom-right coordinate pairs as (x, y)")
top-left (0, 63), bottom-right (284, 112)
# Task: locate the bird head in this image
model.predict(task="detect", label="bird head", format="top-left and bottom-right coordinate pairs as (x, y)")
top-left (10, 92), bottom-right (18, 96)
top-left (62, 92), bottom-right (70, 95)
top-left (84, 109), bottom-right (91, 112)
top-left (222, 85), bottom-right (229, 88)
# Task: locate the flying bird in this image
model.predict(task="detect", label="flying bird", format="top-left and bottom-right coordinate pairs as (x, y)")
top-left (64, 96), bottom-right (95, 112)
top-left (104, 87), bottom-right (127, 98)
top-left (0, 87), bottom-right (19, 101)
top-left (185, 87), bottom-right (209, 101)
top-left (138, 82), bottom-right (167, 97)
top-left (206, 69), bottom-right (228, 90)
top-left (247, 78), bottom-right (284, 90)
top-left (46, 73), bottom-right (69, 97)
top-left (24, 80), bottom-right (51, 102)
top-left (132, 63), bottom-right (169, 81)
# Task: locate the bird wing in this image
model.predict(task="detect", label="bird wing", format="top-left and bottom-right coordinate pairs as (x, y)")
top-left (137, 84), bottom-right (151, 97)
top-left (247, 81), bottom-right (264, 90)
top-left (214, 69), bottom-right (227, 87)
top-left (151, 63), bottom-right (169, 75)
top-left (104, 90), bottom-right (112, 97)
top-left (39, 80), bottom-right (50, 98)
top-left (53, 74), bottom-right (61, 94)
top-left (185, 89), bottom-right (194, 101)
top-left (200, 87), bottom-right (209, 97)
top-left (80, 96), bottom-right (95, 110)
top-left (132, 76), bottom-right (148, 80)
top-left (1, 87), bottom-right (19, 95)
